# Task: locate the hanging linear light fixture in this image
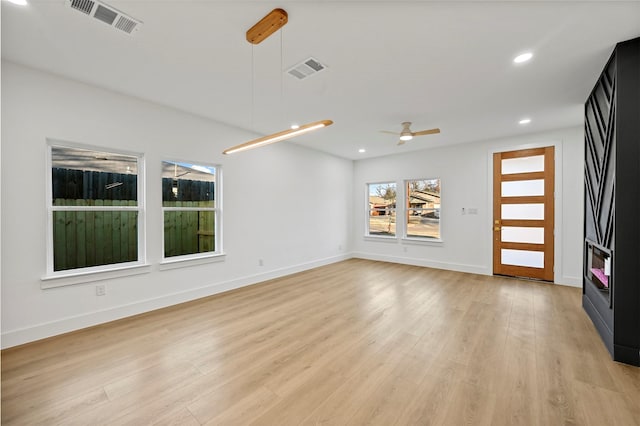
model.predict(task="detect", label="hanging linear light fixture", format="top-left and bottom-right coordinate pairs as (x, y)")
top-left (223, 120), bottom-right (333, 154)
top-left (223, 8), bottom-right (333, 155)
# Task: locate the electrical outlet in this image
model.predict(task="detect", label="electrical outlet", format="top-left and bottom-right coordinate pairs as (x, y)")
top-left (338, 244), bottom-right (343, 251)
top-left (95, 284), bottom-right (106, 296)
top-left (468, 208), bottom-right (478, 215)
top-left (258, 259), bottom-right (264, 266)
top-left (403, 246), bottom-right (408, 253)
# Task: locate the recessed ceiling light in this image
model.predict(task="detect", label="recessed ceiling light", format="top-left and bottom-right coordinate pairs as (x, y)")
top-left (5, 0), bottom-right (28, 5)
top-left (513, 52), bottom-right (533, 64)
top-left (519, 118), bottom-right (531, 125)
top-left (358, 148), bottom-right (366, 153)
top-left (290, 124), bottom-right (300, 130)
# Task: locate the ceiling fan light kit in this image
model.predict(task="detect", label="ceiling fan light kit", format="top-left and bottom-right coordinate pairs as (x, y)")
top-left (382, 121), bottom-right (440, 146)
top-left (224, 8), bottom-right (333, 155)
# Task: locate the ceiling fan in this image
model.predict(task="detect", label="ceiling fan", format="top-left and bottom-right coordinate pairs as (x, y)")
top-left (381, 122), bottom-right (441, 145)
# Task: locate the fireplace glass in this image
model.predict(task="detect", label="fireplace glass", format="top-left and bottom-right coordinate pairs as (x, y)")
top-left (585, 240), bottom-right (612, 295)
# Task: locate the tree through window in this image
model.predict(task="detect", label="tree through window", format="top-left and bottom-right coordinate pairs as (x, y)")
top-left (367, 182), bottom-right (397, 236)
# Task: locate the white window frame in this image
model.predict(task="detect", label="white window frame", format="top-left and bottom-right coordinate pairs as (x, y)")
top-left (403, 177), bottom-right (443, 243)
top-left (160, 159), bottom-right (223, 265)
top-left (43, 139), bottom-right (148, 286)
top-left (365, 181), bottom-right (398, 239)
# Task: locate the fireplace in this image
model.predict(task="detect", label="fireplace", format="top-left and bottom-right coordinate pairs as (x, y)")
top-left (585, 240), bottom-right (611, 294)
top-left (582, 36), bottom-right (639, 366)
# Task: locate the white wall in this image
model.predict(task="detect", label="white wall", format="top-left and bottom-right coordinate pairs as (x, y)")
top-left (0, 61), bottom-right (353, 348)
top-left (0, 60), bottom-right (585, 349)
top-left (352, 126), bottom-right (584, 286)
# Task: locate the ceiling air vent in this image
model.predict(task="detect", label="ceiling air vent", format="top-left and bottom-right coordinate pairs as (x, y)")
top-left (287, 57), bottom-right (327, 80)
top-left (66, 0), bottom-right (142, 35)
top-left (69, 0), bottom-right (94, 15)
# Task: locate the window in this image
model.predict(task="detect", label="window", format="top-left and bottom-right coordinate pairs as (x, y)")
top-left (367, 182), bottom-right (397, 236)
top-left (47, 143), bottom-right (144, 274)
top-left (162, 161), bottom-right (220, 260)
top-left (406, 178), bottom-right (441, 240)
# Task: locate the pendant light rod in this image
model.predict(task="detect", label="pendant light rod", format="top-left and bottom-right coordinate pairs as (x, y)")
top-left (227, 8), bottom-right (333, 155)
top-left (223, 120), bottom-right (333, 155)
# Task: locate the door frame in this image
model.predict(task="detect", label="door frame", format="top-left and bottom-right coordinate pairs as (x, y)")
top-left (486, 141), bottom-right (563, 284)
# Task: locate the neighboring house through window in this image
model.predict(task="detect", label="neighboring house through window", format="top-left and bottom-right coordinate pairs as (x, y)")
top-left (367, 182), bottom-right (397, 237)
top-left (406, 178), bottom-right (441, 240)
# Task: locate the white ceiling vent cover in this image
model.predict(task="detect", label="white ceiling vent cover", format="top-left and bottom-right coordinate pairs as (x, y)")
top-left (287, 57), bottom-right (327, 80)
top-left (65, 0), bottom-right (142, 35)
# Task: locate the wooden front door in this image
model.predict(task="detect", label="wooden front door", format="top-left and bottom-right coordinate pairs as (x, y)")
top-left (493, 147), bottom-right (554, 281)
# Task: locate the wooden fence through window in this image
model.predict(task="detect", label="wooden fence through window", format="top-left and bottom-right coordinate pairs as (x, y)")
top-left (51, 169), bottom-right (216, 271)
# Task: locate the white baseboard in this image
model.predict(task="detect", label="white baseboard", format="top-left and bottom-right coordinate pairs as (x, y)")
top-left (0, 254), bottom-right (581, 348)
top-left (354, 253), bottom-right (585, 289)
top-left (558, 275), bottom-right (582, 288)
top-left (1, 254), bottom-right (352, 349)
top-left (352, 252), bottom-right (489, 275)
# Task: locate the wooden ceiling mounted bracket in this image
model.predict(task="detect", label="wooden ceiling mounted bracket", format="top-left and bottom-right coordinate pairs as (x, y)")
top-left (246, 8), bottom-right (288, 44)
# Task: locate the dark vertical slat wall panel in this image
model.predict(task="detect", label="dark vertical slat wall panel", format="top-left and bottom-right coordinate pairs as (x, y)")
top-left (611, 38), bottom-right (640, 366)
top-left (583, 37), bottom-right (640, 367)
top-left (585, 55), bottom-right (616, 250)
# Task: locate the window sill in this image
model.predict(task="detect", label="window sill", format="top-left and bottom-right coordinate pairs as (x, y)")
top-left (41, 263), bottom-right (152, 289)
top-left (363, 235), bottom-right (398, 243)
top-left (402, 237), bottom-right (444, 246)
top-left (159, 253), bottom-right (226, 270)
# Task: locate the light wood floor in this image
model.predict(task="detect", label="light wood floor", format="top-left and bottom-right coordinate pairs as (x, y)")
top-left (2, 259), bottom-right (639, 425)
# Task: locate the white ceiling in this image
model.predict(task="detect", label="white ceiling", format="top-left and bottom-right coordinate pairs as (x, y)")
top-left (2, 1), bottom-right (639, 160)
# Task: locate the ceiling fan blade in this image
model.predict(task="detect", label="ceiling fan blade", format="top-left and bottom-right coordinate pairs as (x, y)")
top-left (380, 130), bottom-right (400, 135)
top-left (397, 139), bottom-right (405, 146)
top-left (412, 128), bottom-right (441, 136)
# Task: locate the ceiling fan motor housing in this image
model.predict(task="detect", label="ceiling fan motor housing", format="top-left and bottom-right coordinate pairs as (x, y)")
top-left (400, 122), bottom-right (413, 140)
